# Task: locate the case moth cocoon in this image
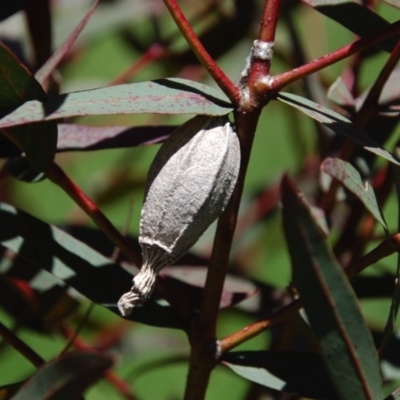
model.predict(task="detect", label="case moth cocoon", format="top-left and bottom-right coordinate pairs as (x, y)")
top-left (118, 115), bottom-right (240, 316)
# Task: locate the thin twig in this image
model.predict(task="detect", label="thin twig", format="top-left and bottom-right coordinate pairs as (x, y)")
top-left (247, 0), bottom-right (282, 98)
top-left (356, 39), bottom-right (400, 126)
top-left (0, 321), bottom-right (44, 367)
top-left (259, 0), bottom-right (281, 43)
top-left (183, 111), bottom-right (261, 400)
top-left (108, 44), bottom-right (166, 86)
top-left (321, 40), bottom-right (400, 215)
top-left (47, 163), bottom-right (142, 267)
top-left (162, 0), bottom-right (240, 105)
top-left (270, 20), bottom-right (400, 91)
top-left (219, 232), bottom-right (400, 354)
top-left (61, 303), bottom-right (95, 354)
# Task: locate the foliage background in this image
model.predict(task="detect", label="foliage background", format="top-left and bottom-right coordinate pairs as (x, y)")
top-left (1, 0), bottom-right (400, 399)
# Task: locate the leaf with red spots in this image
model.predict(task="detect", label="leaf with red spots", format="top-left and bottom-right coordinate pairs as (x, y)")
top-left (0, 78), bottom-right (233, 131)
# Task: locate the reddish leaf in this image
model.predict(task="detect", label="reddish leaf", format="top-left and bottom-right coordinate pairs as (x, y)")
top-left (56, 123), bottom-right (177, 151)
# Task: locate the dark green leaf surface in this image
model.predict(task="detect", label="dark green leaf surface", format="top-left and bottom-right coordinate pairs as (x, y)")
top-left (11, 351), bottom-right (112, 400)
top-left (303, 0), bottom-right (398, 53)
top-left (281, 176), bottom-right (382, 400)
top-left (0, 124), bottom-right (177, 160)
top-left (6, 157), bottom-right (47, 183)
top-left (0, 43), bottom-right (57, 173)
top-left (277, 92), bottom-right (400, 166)
top-left (0, 202), bottom-right (185, 330)
top-left (321, 157), bottom-right (387, 229)
top-left (2, 123), bottom-right (58, 174)
top-left (0, 43), bottom-right (46, 107)
top-left (222, 351), bottom-right (339, 399)
top-left (0, 79), bottom-right (233, 130)
top-left (380, 167), bottom-right (400, 350)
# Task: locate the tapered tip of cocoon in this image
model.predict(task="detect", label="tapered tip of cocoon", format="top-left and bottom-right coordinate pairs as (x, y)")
top-left (117, 267), bottom-right (157, 316)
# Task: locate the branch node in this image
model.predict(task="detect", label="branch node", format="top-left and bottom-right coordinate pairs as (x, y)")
top-left (252, 40), bottom-right (274, 60)
top-left (239, 40), bottom-right (275, 86)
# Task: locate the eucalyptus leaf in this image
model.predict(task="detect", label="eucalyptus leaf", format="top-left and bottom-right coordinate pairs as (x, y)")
top-left (281, 175), bottom-right (382, 400)
top-left (277, 92), bottom-right (400, 166)
top-left (321, 157), bottom-right (387, 229)
top-left (0, 78), bottom-right (233, 131)
top-left (11, 351), bottom-right (112, 400)
top-left (0, 202), bottom-right (185, 330)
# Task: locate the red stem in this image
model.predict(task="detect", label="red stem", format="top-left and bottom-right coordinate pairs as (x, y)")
top-left (108, 44), bottom-right (167, 86)
top-left (220, 232), bottom-right (400, 353)
top-left (356, 39), bottom-right (400, 125)
top-left (47, 163), bottom-right (142, 267)
top-left (270, 20), bottom-right (400, 91)
top-left (162, 0), bottom-right (240, 106)
top-left (259, 0), bottom-right (281, 43)
top-left (321, 39), bottom-right (400, 215)
top-left (247, 0), bottom-right (282, 99)
top-left (183, 110), bottom-right (261, 400)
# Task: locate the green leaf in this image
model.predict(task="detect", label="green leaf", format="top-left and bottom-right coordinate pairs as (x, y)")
top-left (281, 175), bottom-right (382, 400)
top-left (380, 167), bottom-right (400, 350)
top-left (383, 0), bottom-right (400, 9)
top-left (2, 123), bottom-right (58, 175)
top-left (0, 78), bottom-right (233, 130)
top-left (222, 351), bottom-right (339, 399)
top-left (321, 157), bottom-right (388, 229)
top-left (0, 43), bottom-right (46, 107)
top-left (6, 157), bottom-right (47, 183)
top-left (0, 42), bottom-right (57, 173)
top-left (11, 351), bottom-right (112, 400)
top-left (303, 0), bottom-right (398, 53)
top-left (277, 92), bottom-right (400, 166)
top-left (0, 202), bottom-right (185, 330)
